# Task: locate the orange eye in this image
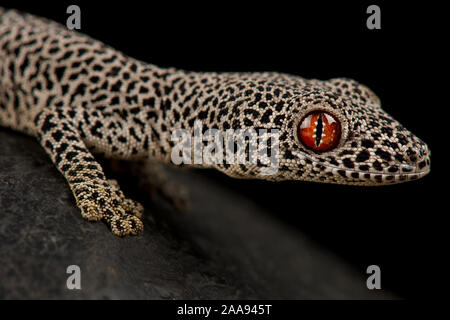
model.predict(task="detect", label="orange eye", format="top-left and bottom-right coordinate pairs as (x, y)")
top-left (297, 111), bottom-right (341, 152)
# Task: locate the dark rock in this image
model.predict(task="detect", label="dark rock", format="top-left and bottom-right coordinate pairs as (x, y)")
top-left (0, 128), bottom-right (395, 299)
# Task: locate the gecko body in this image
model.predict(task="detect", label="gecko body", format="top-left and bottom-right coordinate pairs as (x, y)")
top-left (0, 8), bottom-right (430, 235)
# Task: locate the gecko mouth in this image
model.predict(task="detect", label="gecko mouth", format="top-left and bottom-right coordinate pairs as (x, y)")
top-left (292, 151), bottom-right (430, 185)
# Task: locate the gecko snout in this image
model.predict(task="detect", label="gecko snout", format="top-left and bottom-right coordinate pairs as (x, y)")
top-left (395, 139), bottom-right (431, 180)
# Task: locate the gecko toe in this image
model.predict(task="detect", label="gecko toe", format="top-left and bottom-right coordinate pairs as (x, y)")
top-left (73, 179), bottom-right (144, 236)
top-left (109, 214), bottom-right (144, 236)
top-left (122, 198), bottom-right (144, 218)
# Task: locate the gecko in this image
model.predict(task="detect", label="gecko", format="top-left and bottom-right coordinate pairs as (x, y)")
top-left (0, 8), bottom-right (430, 236)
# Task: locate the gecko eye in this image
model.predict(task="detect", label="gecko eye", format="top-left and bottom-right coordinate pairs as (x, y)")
top-left (297, 111), bottom-right (341, 152)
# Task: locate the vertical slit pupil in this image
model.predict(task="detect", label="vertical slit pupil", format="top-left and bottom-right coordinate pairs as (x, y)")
top-left (315, 112), bottom-right (323, 147)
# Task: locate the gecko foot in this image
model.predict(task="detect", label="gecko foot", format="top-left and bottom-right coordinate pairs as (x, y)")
top-left (72, 178), bottom-right (144, 236)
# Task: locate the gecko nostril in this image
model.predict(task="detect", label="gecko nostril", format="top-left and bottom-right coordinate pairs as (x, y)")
top-left (400, 143), bottom-right (430, 173)
top-left (406, 148), bottom-right (417, 162)
top-left (418, 160), bottom-right (427, 169)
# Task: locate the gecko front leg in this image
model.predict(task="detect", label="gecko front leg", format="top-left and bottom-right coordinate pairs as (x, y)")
top-left (34, 106), bottom-right (144, 236)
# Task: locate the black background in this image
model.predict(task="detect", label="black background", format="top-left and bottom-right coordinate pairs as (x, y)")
top-left (2, 1), bottom-right (445, 299)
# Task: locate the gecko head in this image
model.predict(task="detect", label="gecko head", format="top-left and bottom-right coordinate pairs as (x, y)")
top-left (262, 78), bottom-right (431, 185)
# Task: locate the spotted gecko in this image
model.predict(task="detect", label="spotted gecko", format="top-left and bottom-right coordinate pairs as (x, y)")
top-left (0, 8), bottom-right (430, 236)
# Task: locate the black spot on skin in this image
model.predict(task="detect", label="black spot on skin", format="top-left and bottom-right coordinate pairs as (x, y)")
top-left (54, 66), bottom-right (66, 81)
top-left (284, 150), bottom-right (295, 160)
top-left (130, 127), bottom-right (142, 142)
top-left (381, 127), bottom-right (393, 137)
top-left (374, 175), bottom-right (383, 182)
top-left (359, 165), bottom-right (369, 171)
top-left (373, 160), bottom-right (383, 171)
top-left (139, 86), bottom-right (149, 94)
top-left (93, 64), bottom-right (103, 71)
top-left (340, 150), bottom-right (354, 156)
top-left (92, 94), bottom-right (107, 103)
top-left (388, 165), bottom-right (399, 173)
top-left (361, 139), bottom-right (374, 148)
top-left (355, 150), bottom-right (370, 162)
top-left (65, 151), bottom-right (77, 161)
top-left (383, 140), bottom-right (399, 150)
top-left (129, 107), bottom-right (140, 114)
top-left (45, 140), bottom-right (53, 150)
top-left (343, 158), bottom-right (354, 169)
top-left (375, 149), bottom-right (391, 161)
top-left (397, 134), bottom-right (408, 145)
top-left (395, 154), bottom-right (404, 162)
top-left (198, 110), bottom-right (208, 120)
top-left (107, 66), bottom-right (121, 77)
top-left (275, 102), bottom-right (284, 111)
top-left (51, 130), bottom-right (63, 142)
top-left (328, 157), bottom-right (339, 166)
top-left (258, 102), bottom-right (268, 109)
top-left (77, 48), bottom-right (88, 57)
top-left (143, 97), bottom-right (155, 107)
top-left (351, 172), bottom-right (359, 179)
top-left (115, 109), bottom-right (128, 121)
top-left (90, 121), bottom-right (103, 138)
top-left (147, 111), bottom-right (157, 120)
top-left (56, 143), bottom-right (69, 155)
top-left (40, 114), bottom-right (57, 133)
top-left (57, 50), bottom-right (74, 62)
top-left (125, 95), bottom-right (138, 104)
top-left (110, 96), bottom-right (120, 105)
top-left (260, 109), bottom-right (272, 123)
top-left (173, 110), bottom-right (180, 122)
top-left (244, 109), bottom-right (259, 117)
top-left (337, 170), bottom-right (346, 177)
top-left (68, 169), bottom-right (78, 177)
top-left (143, 136), bottom-right (149, 150)
top-left (110, 80), bottom-right (122, 92)
top-left (70, 83), bottom-right (87, 104)
top-left (62, 85), bottom-right (69, 95)
top-left (274, 115), bottom-right (285, 126)
top-left (418, 161), bottom-right (427, 169)
top-left (89, 76), bottom-right (100, 83)
top-left (84, 57), bottom-right (94, 65)
top-left (371, 132), bottom-right (381, 140)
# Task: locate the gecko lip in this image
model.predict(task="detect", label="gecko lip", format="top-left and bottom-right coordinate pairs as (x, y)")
top-left (292, 151), bottom-right (430, 184)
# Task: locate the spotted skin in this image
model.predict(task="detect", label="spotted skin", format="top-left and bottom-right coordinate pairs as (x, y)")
top-left (0, 8), bottom-right (430, 236)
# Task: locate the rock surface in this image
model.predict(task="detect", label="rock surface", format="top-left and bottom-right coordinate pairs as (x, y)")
top-left (0, 128), bottom-right (394, 299)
